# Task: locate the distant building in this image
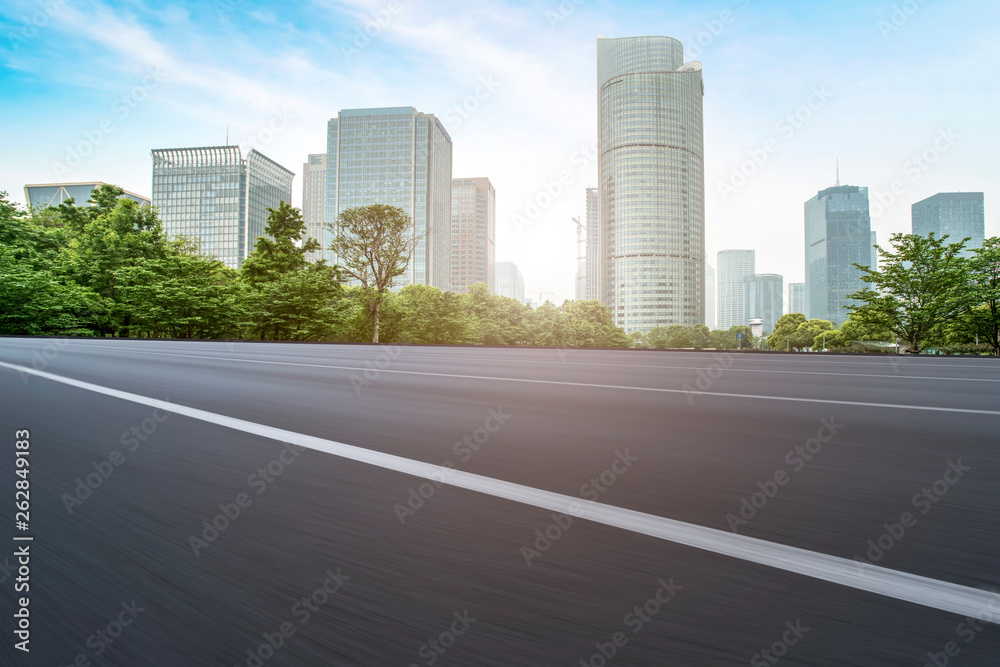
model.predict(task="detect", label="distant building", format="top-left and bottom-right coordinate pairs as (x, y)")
top-left (911, 192), bottom-right (985, 257)
top-left (451, 177), bottom-right (496, 293)
top-left (495, 261), bottom-right (525, 303)
top-left (804, 184), bottom-right (871, 325)
top-left (870, 230), bottom-right (878, 271)
top-left (151, 145), bottom-right (294, 268)
top-left (302, 154), bottom-right (326, 262)
top-left (787, 282), bottom-right (805, 315)
top-left (705, 263), bottom-right (716, 329)
top-left (325, 106), bottom-right (452, 289)
top-left (24, 182), bottom-right (150, 209)
top-left (744, 273), bottom-right (783, 335)
top-left (584, 186), bottom-right (600, 301)
top-left (597, 35), bottom-right (705, 332)
top-left (717, 250), bottom-right (755, 330)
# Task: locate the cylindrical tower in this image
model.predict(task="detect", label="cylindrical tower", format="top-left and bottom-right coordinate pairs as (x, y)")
top-left (597, 36), bottom-right (705, 332)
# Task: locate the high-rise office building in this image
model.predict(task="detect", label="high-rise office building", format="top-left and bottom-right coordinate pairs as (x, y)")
top-left (870, 230), bottom-right (878, 271)
top-left (25, 182), bottom-right (150, 209)
top-left (495, 261), bottom-right (525, 303)
top-left (716, 250), bottom-right (755, 330)
top-left (705, 263), bottom-right (716, 330)
top-left (451, 177), bottom-right (495, 293)
top-left (744, 274), bottom-right (783, 335)
top-left (325, 107), bottom-right (452, 290)
top-left (911, 192), bottom-right (985, 257)
top-left (584, 186), bottom-right (600, 301)
top-left (151, 145), bottom-right (294, 268)
top-left (302, 154), bottom-right (326, 262)
top-left (788, 282), bottom-right (804, 315)
top-left (804, 185), bottom-right (871, 325)
top-left (597, 35), bottom-right (705, 332)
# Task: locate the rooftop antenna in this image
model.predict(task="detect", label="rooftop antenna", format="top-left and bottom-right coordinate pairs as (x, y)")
top-left (835, 158), bottom-right (840, 186)
top-left (226, 125), bottom-right (229, 145)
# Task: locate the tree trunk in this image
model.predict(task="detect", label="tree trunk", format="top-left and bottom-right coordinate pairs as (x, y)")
top-left (372, 296), bottom-right (380, 344)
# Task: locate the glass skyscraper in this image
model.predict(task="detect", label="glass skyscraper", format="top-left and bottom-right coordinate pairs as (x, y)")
top-left (716, 249), bottom-right (755, 330)
top-left (911, 192), bottom-right (985, 257)
top-left (325, 107), bottom-right (452, 290)
top-left (451, 177), bottom-right (495, 293)
top-left (804, 185), bottom-right (871, 325)
top-left (597, 35), bottom-right (705, 332)
top-left (584, 186), bottom-right (600, 301)
top-left (24, 182), bottom-right (150, 209)
top-left (705, 263), bottom-right (716, 330)
top-left (151, 146), bottom-right (293, 268)
top-left (302, 154), bottom-right (327, 263)
top-left (744, 273), bottom-right (784, 335)
top-left (495, 261), bottom-right (525, 303)
top-left (787, 282), bottom-right (804, 315)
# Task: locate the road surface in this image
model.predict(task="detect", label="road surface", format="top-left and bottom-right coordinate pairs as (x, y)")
top-left (0, 338), bottom-right (998, 666)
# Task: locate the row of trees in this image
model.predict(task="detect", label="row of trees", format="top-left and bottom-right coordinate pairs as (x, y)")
top-left (0, 187), bottom-right (629, 348)
top-left (2, 187), bottom-right (996, 354)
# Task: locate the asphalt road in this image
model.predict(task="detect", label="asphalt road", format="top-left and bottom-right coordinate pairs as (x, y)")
top-left (0, 338), bottom-right (998, 666)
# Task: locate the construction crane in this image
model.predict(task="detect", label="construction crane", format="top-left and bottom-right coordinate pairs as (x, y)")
top-left (532, 290), bottom-right (554, 307)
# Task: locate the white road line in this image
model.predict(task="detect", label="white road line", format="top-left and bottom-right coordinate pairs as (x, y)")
top-left (55, 347), bottom-right (1000, 415)
top-left (3, 358), bottom-right (998, 621)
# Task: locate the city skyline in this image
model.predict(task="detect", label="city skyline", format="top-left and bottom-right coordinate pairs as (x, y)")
top-left (2, 0), bottom-right (998, 304)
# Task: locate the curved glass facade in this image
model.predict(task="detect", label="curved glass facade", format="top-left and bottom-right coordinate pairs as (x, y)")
top-left (597, 36), bottom-right (705, 332)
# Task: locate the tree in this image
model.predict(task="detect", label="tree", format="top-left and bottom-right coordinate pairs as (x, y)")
top-left (0, 245), bottom-right (99, 335)
top-left (462, 283), bottom-right (530, 345)
top-left (395, 285), bottom-right (476, 344)
top-left (62, 196), bottom-right (168, 336)
top-left (957, 237), bottom-right (1000, 355)
top-left (794, 319), bottom-right (833, 350)
top-left (767, 313), bottom-right (806, 350)
top-left (117, 238), bottom-right (247, 339)
top-left (825, 312), bottom-right (894, 350)
top-left (688, 324), bottom-right (711, 350)
top-left (329, 204), bottom-right (415, 343)
top-left (662, 324), bottom-right (690, 349)
top-left (848, 233), bottom-right (969, 353)
top-left (241, 201), bottom-right (319, 284)
top-left (243, 202), bottom-right (344, 341)
top-left (558, 300), bottom-right (629, 348)
top-left (645, 327), bottom-right (668, 349)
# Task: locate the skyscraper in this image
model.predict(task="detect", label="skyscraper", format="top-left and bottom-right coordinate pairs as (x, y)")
top-left (870, 230), bottom-right (878, 271)
top-left (584, 186), bottom-right (600, 301)
top-left (325, 107), bottom-right (452, 290)
top-left (744, 274), bottom-right (783, 335)
top-left (302, 154), bottom-right (326, 263)
top-left (787, 282), bottom-right (805, 315)
top-left (24, 182), bottom-right (150, 209)
top-left (804, 185), bottom-right (871, 325)
top-left (495, 261), bottom-right (525, 303)
top-left (597, 35), bottom-right (705, 332)
top-left (911, 192), bottom-right (985, 257)
top-left (717, 250), bottom-right (755, 330)
top-left (151, 145), bottom-right (294, 268)
top-left (451, 177), bottom-right (496, 293)
top-left (705, 263), bottom-right (716, 330)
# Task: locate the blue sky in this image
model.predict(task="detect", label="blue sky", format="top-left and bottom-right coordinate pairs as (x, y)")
top-left (2, 0), bottom-right (998, 305)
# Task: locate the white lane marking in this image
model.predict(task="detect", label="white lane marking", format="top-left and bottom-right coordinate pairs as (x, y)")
top-left (2, 358), bottom-right (997, 622)
top-left (52, 348), bottom-right (1000, 416)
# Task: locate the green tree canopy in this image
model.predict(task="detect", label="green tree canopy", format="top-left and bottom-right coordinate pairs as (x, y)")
top-left (848, 232), bottom-right (969, 353)
top-left (330, 204), bottom-right (414, 343)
